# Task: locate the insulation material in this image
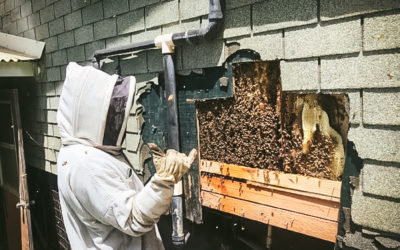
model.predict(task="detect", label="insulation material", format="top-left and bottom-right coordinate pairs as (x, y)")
top-left (197, 61), bottom-right (348, 180)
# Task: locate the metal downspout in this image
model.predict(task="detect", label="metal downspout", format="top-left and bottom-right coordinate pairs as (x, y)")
top-left (92, 0), bottom-right (223, 248)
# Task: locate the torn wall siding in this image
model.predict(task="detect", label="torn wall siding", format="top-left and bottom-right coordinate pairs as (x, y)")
top-left (1, 0), bottom-right (399, 248)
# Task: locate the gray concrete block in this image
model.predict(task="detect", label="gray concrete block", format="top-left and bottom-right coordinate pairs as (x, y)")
top-left (124, 151), bottom-right (140, 171)
top-left (32, 0), bottom-right (46, 12)
top-left (35, 23), bottom-right (49, 40)
top-left (180, 0), bottom-right (208, 20)
top-left (24, 29), bottom-right (36, 39)
top-left (55, 80), bottom-right (63, 94)
top-left (45, 53), bottom-right (52, 67)
top-left (145, 0), bottom-right (178, 28)
top-left (58, 30), bottom-right (75, 48)
top-left (7, 21), bottom-right (18, 35)
top-left (362, 163), bottom-right (400, 199)
top-left (94, 18), bottom-right (116, 40)
top-left (47, 136), bottom-right (61, 149)
top-left (0, 3), bottom-right (4, 17)
top-left (11, 7), bottom-right (21, 21)
top-left (347, 91), bottom-right (361, 124)
top-left (46, 0), bottom-right (59, 6)
top-left (44, 148), bottom-right (57, 162)
top-left (84, 40), bottom-right (105, 59)
top-left (67, 45), bottom-right (85, 62)
top-left (49, 17), bottom-right (65, 36)
top-left (71, 0), bottom-right (89, 11)
top-left (82, 1), bottom-right (103, 24)
top-left (103, 0), bottom-right (129, 18)
top-left (117, 9), bottom-right (144, 35)
top-left (223, 6), bottom-right (251, 39)
top-left (40, 5), bottom-right (55, 24)
top-left (348, 127), bottom-right (400, 162)
top-left (44, 36), bottom-right (58, 52)
top-left (232, 32), bottom-right (283, 60)
top-left (321, 0), bottom-right (400, 21)
top-left (126, 133), bottom-right (141, 152)
top-left (17, 17), bottom-right (28, 33)
top-left (129, 0), bottom-right (158, 10)
top-left (54, 0), bottom-right (71, 18)
top-left (2, 14), bottom-right (11, 27)
top-left (162, 19), bottom-right (199, 34)
top-left (14, 0), bottom-right (24, 7)
top-left (253, 0), bottom-right (317, 33)
top-left (120, 51), bottom-right (148, 74)
top-left (64, 10), bottom-right (82, 31)
top-left (52, 49), bottom-right (67, 66)
top-left (126, 115), bottom-right (139, 133)
top-left (131, 27), bottom-right (160, 43)
top-left (363, 91), bottom-right (400, 125)
top-left (21, 1), bottom-right (32, 17)
top-left (28, 12), bottom-right (40, 29)
top-left (321, 54), bottom-right (400, 90)
top-left (280, 60), bottom-right (318, 91)
top-left (182, 40), bottom-right (224, 69)
top-left (352, 189), bottom-right (400, 234)
top-left (375, 237), bottom-right (400, 249)
top-left (105, 34), bottom-right (130, 49)
top-left (74, 24), bottom-right (93, 45)
top-left (147, 49), bottom-right (162, 72)
top-left (43, 82), bottom-right (56, 96)
top-left (5, 0), bottom-right (14, 12)
top-left (226, 0), bottom-right (263, 10)
top-left (364, 13), bottom-right (400, 52)
top-left (286, 20), bottom-right (361, 59)
top-left (60, 64), bottom-right (67, 80)
top-left (342, 231), bottom-right (378, 250)
top-left (46, 67), bottom-right (61, 81)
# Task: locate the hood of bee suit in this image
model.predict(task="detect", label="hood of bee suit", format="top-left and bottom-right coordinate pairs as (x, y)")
top-left (57, 62), bottom-right (136, 153)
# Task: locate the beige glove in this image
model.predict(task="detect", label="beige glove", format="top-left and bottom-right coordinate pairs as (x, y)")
top-left (148, 143), bottom-right (197, 183)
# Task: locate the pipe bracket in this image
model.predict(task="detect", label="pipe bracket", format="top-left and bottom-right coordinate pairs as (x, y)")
top-left (155, 34), bottom-right (175, 54)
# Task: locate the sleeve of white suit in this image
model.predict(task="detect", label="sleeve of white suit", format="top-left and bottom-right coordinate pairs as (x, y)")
top-left (71, 159), bottom-right (175, 238)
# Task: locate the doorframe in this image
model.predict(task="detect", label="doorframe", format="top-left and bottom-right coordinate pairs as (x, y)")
top-left (0, 89), bottom-right (34, 250)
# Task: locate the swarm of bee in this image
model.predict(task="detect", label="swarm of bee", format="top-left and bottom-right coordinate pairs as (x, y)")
top-left (197, 61), bottom-right (346, 180)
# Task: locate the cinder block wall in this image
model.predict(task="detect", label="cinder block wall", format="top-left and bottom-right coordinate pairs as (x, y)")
top-left (1, 0), bottom-right (399, 247)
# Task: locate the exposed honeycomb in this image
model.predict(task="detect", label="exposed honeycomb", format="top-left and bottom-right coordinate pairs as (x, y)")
top-left (196, 61), bottom-right (347, 180)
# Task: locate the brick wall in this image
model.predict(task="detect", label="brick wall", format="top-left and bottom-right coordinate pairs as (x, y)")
top-left (1, 0), bottom-right (399, 247)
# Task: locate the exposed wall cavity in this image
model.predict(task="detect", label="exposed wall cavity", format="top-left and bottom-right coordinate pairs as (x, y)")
top-left (196, 61), bottom-right (349, 180)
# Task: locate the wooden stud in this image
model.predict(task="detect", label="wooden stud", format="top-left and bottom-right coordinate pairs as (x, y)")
top-left (200, 174), bottom-right (340, 221)
top-left (201, 191), bottom-right (338, 243)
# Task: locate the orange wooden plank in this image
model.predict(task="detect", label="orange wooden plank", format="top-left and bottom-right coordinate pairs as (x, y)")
top-left (200, 160), bottom-right (341, 200)
top-left (201, 191), bottom-right (338, 242)
top-left (200, 175), bottom-right (340, 222)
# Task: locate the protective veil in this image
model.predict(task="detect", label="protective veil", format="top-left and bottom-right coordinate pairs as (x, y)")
top-left (57, 62), bottom-right (171, 250)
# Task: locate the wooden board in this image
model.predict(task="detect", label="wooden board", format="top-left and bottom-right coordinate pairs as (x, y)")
top-left (200, 160), bottom-right (341, 202)
top-left (200, 174), bottom-right (339, 221)
top-left (201, 191), bottom-right (338, 242)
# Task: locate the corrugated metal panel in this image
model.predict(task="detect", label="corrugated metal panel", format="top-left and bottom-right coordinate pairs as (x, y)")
top-left (0, 33), bottom-right (45, 62)
top-left (0, 47), bottom-right (37, 62)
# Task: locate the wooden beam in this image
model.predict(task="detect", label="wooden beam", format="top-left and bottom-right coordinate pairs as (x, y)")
top-left (200, 160), bottom-right (341, 201)
top-left (200, 174), bottom-right (340, 222)
top-left (201, 191), bottom-right (338, 242)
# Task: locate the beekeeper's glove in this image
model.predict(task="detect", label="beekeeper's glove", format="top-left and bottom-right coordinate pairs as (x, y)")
top-left (148, 143), bottom-right (197, 183)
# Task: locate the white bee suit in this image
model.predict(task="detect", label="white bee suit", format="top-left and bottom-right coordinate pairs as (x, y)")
top-left (57, 62), bottom-right (171, 250)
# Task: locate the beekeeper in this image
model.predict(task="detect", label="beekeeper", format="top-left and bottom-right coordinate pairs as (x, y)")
top-left (57, 62), bottom-right (196, 250)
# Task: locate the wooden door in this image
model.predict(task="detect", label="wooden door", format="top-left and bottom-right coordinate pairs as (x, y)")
top-left (0, 90), bottom-right (33, 250)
